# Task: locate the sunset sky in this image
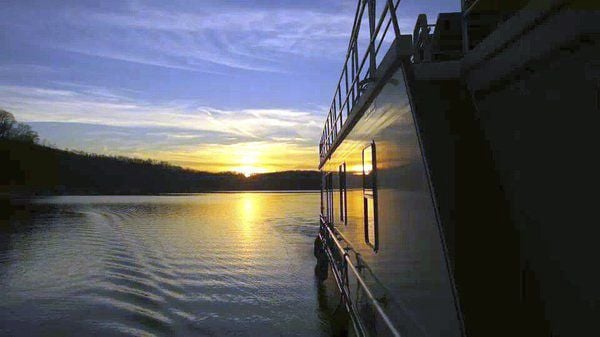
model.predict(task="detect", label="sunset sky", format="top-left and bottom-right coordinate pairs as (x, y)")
top-left (0, 0), bottom-right (458, 173)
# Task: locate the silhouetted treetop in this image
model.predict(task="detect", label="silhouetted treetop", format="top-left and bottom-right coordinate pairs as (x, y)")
top-left (0, 109), bottom-right (39, 143)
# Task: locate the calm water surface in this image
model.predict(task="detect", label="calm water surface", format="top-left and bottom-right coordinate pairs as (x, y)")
top-left (0, 192), bottom-right (332, 336)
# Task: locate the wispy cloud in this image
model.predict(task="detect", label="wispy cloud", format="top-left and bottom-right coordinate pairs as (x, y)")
top-left (0, 64), bottom-right (58, 75)
top-left (82, 4), bottom-right (356, 68)
top-left (0, 83), bottom-right (323, 171)
top-left (0, 84), bottom-right (322, 139)
top-left (4, 2), bottom-right (355, 74)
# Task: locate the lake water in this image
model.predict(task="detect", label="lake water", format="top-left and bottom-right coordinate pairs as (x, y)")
top-left (0, 192), bottom-right (335, 336)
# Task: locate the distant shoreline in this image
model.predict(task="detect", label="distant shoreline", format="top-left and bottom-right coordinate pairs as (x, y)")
top-left (162, 190), bottom-right (319, 194)
top-left (2, 139), bottom-right (321, 195)
top-left (6, 190), bottom-right (320, 198)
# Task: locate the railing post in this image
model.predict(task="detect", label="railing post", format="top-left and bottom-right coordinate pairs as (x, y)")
top-left (319, 141), bottom-right (322, 160)
top-left (343, 248), bottom-right (350, 289)
top-left (367, 0), bottom-right (377, 79)
top-left (337, 85), bottom-right (342, 119)
top-left (350, 39), bottom-right (357, 107)
top-left (387, 0), bottom-right (401, 38)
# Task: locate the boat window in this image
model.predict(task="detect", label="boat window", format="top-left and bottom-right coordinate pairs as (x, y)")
top-left (339, 163), bottom-right (347, 225)
top-left (326, 172), bottom-right (334, 225)
top-left (363, 142), bottom-right (378, 251)
top-left (321, 173), bottom-right (326, 217)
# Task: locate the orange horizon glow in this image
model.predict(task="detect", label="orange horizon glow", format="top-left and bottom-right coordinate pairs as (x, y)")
top-left (134, 141), bottom-right (318, 174)
top-left (234, 166), bottom-right (269, 177)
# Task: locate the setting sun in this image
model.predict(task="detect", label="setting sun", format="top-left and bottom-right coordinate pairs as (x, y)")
top-left (235, 165), bottom-right (268, 177)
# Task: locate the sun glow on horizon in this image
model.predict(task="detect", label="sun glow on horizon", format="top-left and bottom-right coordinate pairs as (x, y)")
top-left (138, 141), bottom-right (317, 173)
top-left (233, 152), bottom-right (269, 177)
top-left (235, 165), bottom-right (268, 177)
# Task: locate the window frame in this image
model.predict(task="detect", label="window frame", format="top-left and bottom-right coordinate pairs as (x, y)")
top-left (320, 173), bottom-right (325, 217)
top-left (362, 141), bottom-right (379, 251)
top-left (339, 163), bottom-right (347, 225)
top-left (326, 172), bottom-right (334, 225)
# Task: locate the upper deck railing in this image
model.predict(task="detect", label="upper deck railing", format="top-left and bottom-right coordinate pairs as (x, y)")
top-left (462, 0), bottom-right (480, 12)
top-left (319, 0), bottom-right (402, 162)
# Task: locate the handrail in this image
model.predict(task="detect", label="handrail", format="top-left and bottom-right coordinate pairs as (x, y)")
top-left (319, 231), bottom-right (368, 336)
top-left (412, 14), bottom-right (437, 63)
top-left (319, 215), bottom-right (402, 337)
top-left (319, 0), bottom-right (402, 162)
top-left (462, 0), bottom-right (482, 17)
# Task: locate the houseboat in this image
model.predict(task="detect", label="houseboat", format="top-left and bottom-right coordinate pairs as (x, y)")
top-left (314, 0), bottom-right (599, 336)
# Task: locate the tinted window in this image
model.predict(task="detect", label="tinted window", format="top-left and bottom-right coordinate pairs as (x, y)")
top-left (339, 163), bottom-right (347, 224)
top-left (362, 142), bottom-right (378, 250)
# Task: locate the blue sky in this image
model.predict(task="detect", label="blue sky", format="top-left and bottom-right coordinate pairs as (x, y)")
top-left (0, 0), bottom-right (459, 172)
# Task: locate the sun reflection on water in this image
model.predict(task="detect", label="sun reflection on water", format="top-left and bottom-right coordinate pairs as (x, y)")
top-left (238, 193), bottom-right (259, 241)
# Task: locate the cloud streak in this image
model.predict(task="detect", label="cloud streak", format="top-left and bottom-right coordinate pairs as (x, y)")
top-left (4, 2), bottom-right (356, 74)
top-left (0, 84), bottom-right (322, 138)
top-left (0, 83), bottom-right (323, 171)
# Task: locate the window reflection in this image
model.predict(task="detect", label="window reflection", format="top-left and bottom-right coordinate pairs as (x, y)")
top-left (363, 145), bottom-right (374, 194)
top-left (339, 163), bottom-right (347, 225)
top-left (362, 142), bottom-right (378, 251)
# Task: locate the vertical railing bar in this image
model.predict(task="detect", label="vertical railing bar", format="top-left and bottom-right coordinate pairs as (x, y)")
top-left (351, 42), bottom-right (357, 107)
top-left (327, 109), bottom-right (330, 153)
top-left (376, 17), bottom-right (393, 55)
top-left (332, 100), bottom-right (337, 123)
top-left (387, 0), bottom-right (402, 38)
top-left (338, 84), bottom-right (342, 118)
top-left (341, 67), bottom-right (346, 125)
top-left (348, 0), bottom-right (368, 56)
top-left (326, 119), bottom-right (330, 150)
top-left (324, 124), bottom-right (327, 154)
top-left (353, 40), bottom-right (359, 107)
top-left (329, 113), bottom-right (332, 146)
top-left (344, 64), bottom-right (350, 118)
top-left (368, 0), bottom-right (377, 79)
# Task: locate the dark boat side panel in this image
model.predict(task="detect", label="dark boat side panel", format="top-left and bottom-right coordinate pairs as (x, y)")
top-left (321, 65), bottom-right (462, 337)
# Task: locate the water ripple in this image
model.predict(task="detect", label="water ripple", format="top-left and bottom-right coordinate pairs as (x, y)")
top-left (1, 193), bottom-right (328, 336)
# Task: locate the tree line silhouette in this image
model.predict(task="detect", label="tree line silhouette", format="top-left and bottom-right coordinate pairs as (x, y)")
top-left (1, 110), bottom-right (319, 195)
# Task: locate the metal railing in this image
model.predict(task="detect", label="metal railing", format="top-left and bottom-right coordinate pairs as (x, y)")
top-left (462, 0), bottom-right (481, 15)
top-left (319, 0), bottom-right (402, 162)
top-left (412, 14), bottom-right (436, 63)
top-left (319, 215), bottom-right (402, 337)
